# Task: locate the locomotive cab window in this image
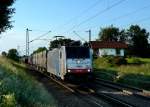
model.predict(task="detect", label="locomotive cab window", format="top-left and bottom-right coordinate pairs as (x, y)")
top-left (66, 47), bottom-right (90, 58)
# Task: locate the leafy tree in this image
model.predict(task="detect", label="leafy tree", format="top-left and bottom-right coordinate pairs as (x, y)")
top-left (1, 51), bottom-right (7, 57)
top-left (127, 25), bottom-right (149, 57)
top-left (0, 0), bottom-right (16, 34)
top-left (98, 25), bottom-right (126, 42)
top-left (32, 47), bottom-right (47, 54)
top-left (49, 38), bottom-right (81, 50)
top-left (83, 42), bottom-right (90, 47)
top-left (7, 49), bottom-right (19, 61)
top-left (97, 25), bottom-right (150, 57)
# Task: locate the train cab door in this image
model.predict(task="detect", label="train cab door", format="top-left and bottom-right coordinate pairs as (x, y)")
top-left (59, 49), bottom-right (65, 80)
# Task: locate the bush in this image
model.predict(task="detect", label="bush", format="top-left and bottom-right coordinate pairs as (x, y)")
top-left (128, 57), bottom-right (142, 64)
top-left (0, 57), bottom-right (56, 107)
top-left (94, 56), bottom-right (115, 68)
top-left (0, 94), bottom-right (17, 107)
top-left (7, 49), bottom-right (19, 62)
top-left (114, 56), bottom-right (127, 65)
top-left (106, 56), bottom-right (115, 65)
top-left (103, 56), bottom-right (127, 65)
top-left (94, 56), bottom-right (127, 69)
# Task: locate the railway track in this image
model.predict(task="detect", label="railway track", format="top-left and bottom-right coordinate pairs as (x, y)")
top-left (95, 78), bottom-right (150, 107)
top-left (47, 76), bottom-right (138, 107)
top-left (28, 66), bottom-right (108, 107)
top-left (50, 78), bottom-right (135, 107)
top-left (49, 77), bottom-right (109, 107)
top-left (28, 66), bottom-right (150, 107)
top-left (95, 78), bottom-right (150, 98)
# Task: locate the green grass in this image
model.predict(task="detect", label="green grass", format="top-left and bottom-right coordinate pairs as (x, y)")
top-left (0, 56), bottom-right (57, 107)
top-left (94, 57), bottom-right (150, 90)
top-left (127, 57), bottom-right (150, 64)
top-left (94, 56), bottom-right (115, 68)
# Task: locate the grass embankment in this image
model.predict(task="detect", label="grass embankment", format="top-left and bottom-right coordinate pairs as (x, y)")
top-left (94, 57), bottom-right (150, 90)
top-left (0, 56), bottom-right (56, 107)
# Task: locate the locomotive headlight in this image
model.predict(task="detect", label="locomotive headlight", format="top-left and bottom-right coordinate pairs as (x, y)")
top-left (68, 69), bottom-right (71, 72)
top-left (77, 60), bottom-right (80, 64)
top-left (88, 69), bottom-right (91, 72)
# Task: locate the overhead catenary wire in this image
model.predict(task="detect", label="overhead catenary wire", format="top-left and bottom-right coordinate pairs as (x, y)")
top-left (34, 38), bottom-right (52, 41)
top-left (29, 30), bottom-right (51, 43)
top-left (27, 39), bottom-right (50, 54)
top-left (19, 30), bottom-right (51, 56)
top-left (77, 3), bottom-right (150, 31)
top-left (30, 29), bottom-right (50, 32)
top-left (73, 31), bottom-right (87, 42)
top-left (64, 0), bottom-right (126, 34)
top-left (81, 16), bottom-right (150, 41)
top-left (20, 1), bottom-right (150, 55)
top-left (54, 0), bottom-right (104, 31)
top-left (124, 16), bottom-right (150, 27)
top-left (110, 4), bottom-right (150, 22)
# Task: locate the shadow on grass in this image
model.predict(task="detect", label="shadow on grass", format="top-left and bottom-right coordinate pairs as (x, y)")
top-left (94, 68), bottom-right (118, 81)
top-left (12, 62), bottom-right (27, 71)
top-left (94, 68), bottom-right (150, 90)
top-left (117, 74), bottom-right (150, 90)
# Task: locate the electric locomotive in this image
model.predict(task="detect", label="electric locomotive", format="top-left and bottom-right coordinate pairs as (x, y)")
top-left (28, 46), bottom-right (93, 81)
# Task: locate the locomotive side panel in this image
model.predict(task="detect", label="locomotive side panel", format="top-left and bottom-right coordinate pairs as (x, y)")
top-left (32, 54), bottom-right (36, 65)
top-left (59, 46), bottom-right (67, 80)
top-left (33, 51), bottom-right (47, 69)
top-left (29, 46), bottom-right (93, 81)
top-left (38, 51), bottom-right (47, 69)
top-left (42, 51), bottom-right (47, 69)
top-left (47, 49), bottom-right (61, 78)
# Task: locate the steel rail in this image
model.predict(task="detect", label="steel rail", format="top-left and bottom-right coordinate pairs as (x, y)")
top-left (95, 78), bottom-right (150, 100)
top-left (28, 66), bottom-right (141, 107)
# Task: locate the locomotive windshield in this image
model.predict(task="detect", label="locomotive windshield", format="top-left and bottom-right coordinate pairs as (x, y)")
top-left (66, 47), bottom-right (90, 58)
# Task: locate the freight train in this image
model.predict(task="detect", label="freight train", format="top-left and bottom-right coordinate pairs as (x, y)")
top-left (27, 46), bottom-right (94, 81)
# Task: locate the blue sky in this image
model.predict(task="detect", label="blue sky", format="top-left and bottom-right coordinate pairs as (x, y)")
top-left (0, 0), bottom-right (150, 55)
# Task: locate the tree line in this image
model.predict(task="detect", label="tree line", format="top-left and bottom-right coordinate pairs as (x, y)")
top-left (45, 24), bottom-right (150, 58)
top-left (0, 0), bottom-right (150, 59)
top-left (1, 49), bottom-right (19, 61)
top-left (1, 24), bottom-right (150, 62)
top-left (98, 25), bottom-right (150, 57)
